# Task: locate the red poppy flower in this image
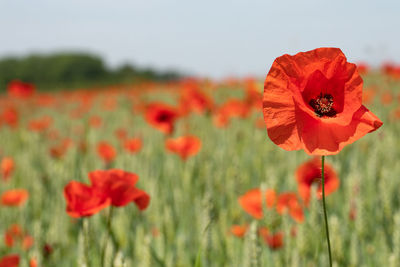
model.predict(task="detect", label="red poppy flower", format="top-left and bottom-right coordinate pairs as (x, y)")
top-left (4, 224), bottom-right (22, 247)
top-left (1, 107), bottom-right (19, 128)
top-left (220, 99), bottom-right (250, 119)
top-left (356, 62), bottom-right (369, 75)
top-left (263, 47), bottom-right (382, 155)
top-left (259, 228), bottom-right (284, 250)
top-left (64, 181), bottom-right (110, 218)
top-left (4, 224), bottom-right (34, 250)
top-left (89, 169), bottom-right (150, 209)
top-left (29, 258), bottom-right (37, 267)
top-left (1, 189), bottom-right (29, 207)
top-left (123, 138), bottom-right (142, 154)
top-left (7, 80), bottom-right (35, 99)
top-left (89, 115), bottom-right (103, 128)
top-left (97, 141), bottom-right (117, 163)
top-left (49, 139), bottom-right (73, 159)
top-left (145, 102), bottom-right (179, 135)
top-left (230, 224), bottom-right (248, 238)
top-left (276, 192), bottom-right (304, 223)
top-left (238, 189), bottom-right (276, 219)
top-left (381, 92), bottom-right (393, 105)
top-left (0, 254), bottom-right (20, 267)
top-left (1, 157), bottom-right (15, 181)
top-left (296, 157), bottom-right (339, 205)
top-left (245, 78), bottom-right (262, 110)
top-left (179, 82), bottom-right (214, 115)
top-left (115, 128), bottom-right (128, 140)
top-left (165, 136), bottom-right (202, 160)
top-left (28, 116), bottom-right (53, 132)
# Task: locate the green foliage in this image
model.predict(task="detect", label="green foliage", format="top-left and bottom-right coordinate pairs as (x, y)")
top-left (0, 52), bottom-right (181, 91)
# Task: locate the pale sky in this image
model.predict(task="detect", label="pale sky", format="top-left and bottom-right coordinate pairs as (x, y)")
top-left (0, 0), bottom-right (399, 78)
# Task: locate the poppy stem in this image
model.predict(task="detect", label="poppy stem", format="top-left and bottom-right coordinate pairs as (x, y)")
top-left (83, 218), bottom-right (91, 267)
top-left (101, 206), bottom-right (114, 267)
top-left (321, 155), bottom-right (332, 266)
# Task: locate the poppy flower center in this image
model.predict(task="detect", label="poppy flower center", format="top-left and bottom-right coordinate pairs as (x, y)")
top-left (157, 112), bottom-right (171, 122)
top-left (309, 93), bottom-right (336, 117)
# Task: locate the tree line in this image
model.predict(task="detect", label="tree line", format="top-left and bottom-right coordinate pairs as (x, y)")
top-left (0, 52), bottom-right (181, 91)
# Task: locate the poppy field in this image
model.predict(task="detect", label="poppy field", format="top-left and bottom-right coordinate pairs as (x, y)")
top-left (0, 49), bottom-right (400, 267)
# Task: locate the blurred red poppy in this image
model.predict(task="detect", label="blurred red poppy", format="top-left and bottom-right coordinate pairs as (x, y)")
top-left (238, 189), bottom-right (276, 219)
top-left (64, 181), bottom-right (110, 218)
top-left (381, 92), bottom-right (393, 105)
top-left (28, 116), bottom-right (53, 132)
top-left (1, 189), bottom-right (29, 207)
top-left (165, 136), bottom-right (202, 160)
top-left (49, 139), bottom-right (73, 159)
top-left (1, 157), bottom-right (15, 181)
top-left (356, 62), bottom-right (369, 75)
top-left (123, 138), bottom-right (142, 154)
top-left (276, 192), bottom-right (304, 223)
top-left (29, 258), bottom-right (37, 267)
top-left (89, 115), bottom-right (103, 128)
top-left (259, 228), bottom-right (284, 250)
top-left (0, 254), bottom-right (20, 267)
top-left (1, 107), bottom-right (19, 128)
top-left (220, 99), bottom-right (250, 119)
top-left (145, 102), bottom-right (179, 135)
top-left (263, 47), bottom-right (382, 155)
top-left (4, 224), bottom-right (33, 250)
top-left (97, 141), bottom-right (117, 163)
top-left (296, 157), bottom-right (340, 205)
top-left (7, 80), bottom-right (35, 99)
top-left (179, 82), bottom-right (214, 115)
top-left (230, 224), bottom-right (248, 238)
top-left (89, 169), bottom-right (150, 209)
top-left (245, 78), bottom-right (262, 110)
top-left (115, 128), bottom-right (128, 140)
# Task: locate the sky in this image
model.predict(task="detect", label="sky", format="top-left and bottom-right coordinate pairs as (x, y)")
top-left (0, 0), bottom-right (399, 78)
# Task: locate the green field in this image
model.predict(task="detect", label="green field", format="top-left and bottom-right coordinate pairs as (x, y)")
top-left (0, 73), bottom-right (399, 267)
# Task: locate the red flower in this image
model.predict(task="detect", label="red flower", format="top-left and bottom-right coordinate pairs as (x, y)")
top-left (64, 181), bottom-right (110, 218)
top-left (165, 136), bottom-right (202, 160)
top-left (238, 189), bottom-right (276, 219)
top-left (89, 169), bottom-right (150, 209)
top-left (29, 258), bottom-right (37, 267)
top-left (115, 128), bottom-right (128, 140)
top-left (49, 139), bottom-right (73, 159)
top-left (28, 116), bottom-right (53, 132)
top-left (89, 115), bottom-right (103, 128)
top-left (259, 228), bottom-right (284, 250)
top-left (230, 224), bottom-right (248, 238)
top-left (7, 80), bottom-right (35, 99)
top-left (1, 107), bottom-right (19, 128)
top-left (123, 138), bottom-right (142, 154)
top-left (263, 47), bottom-right (382, 155)
top-left (179, 81), bottom-right (214, 115)
top-left (97, 141), bottom-right (117, 163)
top-left (276, 193), bottom-right (304, 223)
top-left (1, 189), bottom-right (29, 207)
top-left (356, 62), bottom-right (369, 75)
top-left (1, 157), bottom-right (15, 181)
top-left (296, 157), bottom-right (340, 205)
top-left (0, 254), bottom-right (20, 267)
top-left (4, 224), bottom-right (33, 250)
top-left (145, 102), bottom-right (179, 135)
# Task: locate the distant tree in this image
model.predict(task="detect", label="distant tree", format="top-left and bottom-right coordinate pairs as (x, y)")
top-left (0, 52), bottom-right (181, 91)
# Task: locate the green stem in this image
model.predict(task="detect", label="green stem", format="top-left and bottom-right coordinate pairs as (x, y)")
top-left (101, 206), bottom-right (114, 267)
top-left (83, 218), bottom-right (91, 267)
top-left (321, 156), bottom-right (332, 266)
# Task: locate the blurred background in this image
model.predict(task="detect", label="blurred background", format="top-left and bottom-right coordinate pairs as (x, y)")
top-left (0, 0), bottom-right (399, 90)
